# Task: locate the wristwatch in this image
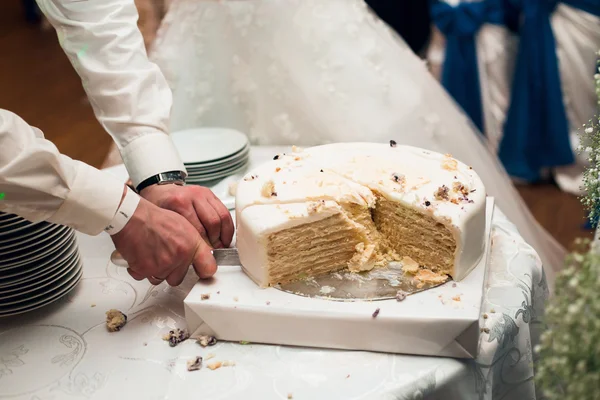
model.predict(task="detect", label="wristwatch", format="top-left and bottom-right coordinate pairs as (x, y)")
top-left (136, 170), bottom-right (186, 193)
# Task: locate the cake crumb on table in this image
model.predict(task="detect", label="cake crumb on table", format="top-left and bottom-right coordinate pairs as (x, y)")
top-left (207, 360), bottom-right (236, 370)
top-left (452, 295), bottom-right (461, 302)
top-left (233, 296), bottom-right (239, 302)
top-left (287, 394), bottom-right (293, 399)
top-left (201, 293), bottom-right (211, 300)
top-left (105, 309), bottom-right (127, 332)
top-left (162, 328), bottom-right (190, 347)
top-left (91, 304), bottom-right (96, 308)
top-left (490, 308), bottom-right (496, 313)
top-left (196, 335), bottom-right (217, 347)
top-left (483, 313), bottom-right (488, 319)
top-left (206, 353), bottom-right (215, 360)
top-left (187, 356), bottom-right (203, 371)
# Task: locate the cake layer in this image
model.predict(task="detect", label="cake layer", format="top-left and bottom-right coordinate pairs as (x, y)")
top-left (373, 194), bottom-right (456, 275)
top-left (266, 212), bottom-right (368, 285)
top-left (236, 143), bottom-right (487, 286)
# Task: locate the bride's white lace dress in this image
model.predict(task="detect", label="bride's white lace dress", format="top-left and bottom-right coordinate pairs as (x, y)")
top-left (150, 0), bottom-right (564, 283)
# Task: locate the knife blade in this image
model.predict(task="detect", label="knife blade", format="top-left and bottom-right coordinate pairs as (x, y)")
top-left (109, 250), bottom-right (449, 300)
top-left (110, 248), bottom-right (240, 268)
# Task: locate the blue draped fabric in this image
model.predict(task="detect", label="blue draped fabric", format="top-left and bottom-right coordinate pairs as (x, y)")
top-left (562, 0), bottom-right (600, 15)
top-left (498, 0), bottom-right (571, 181)
top-left (499, 0), bottom-right (600, 182)
top-left (431, 0), bottom-right (599, 182)
top-left (430, 0), bottom-right (507, 132)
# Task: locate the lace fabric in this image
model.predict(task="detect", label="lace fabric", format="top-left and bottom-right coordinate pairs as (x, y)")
top-left (151, 0), bottom-right (566, 284)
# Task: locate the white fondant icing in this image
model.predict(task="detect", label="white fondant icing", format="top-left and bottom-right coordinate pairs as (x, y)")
top-left (236, 143), bottom-right (487, 286)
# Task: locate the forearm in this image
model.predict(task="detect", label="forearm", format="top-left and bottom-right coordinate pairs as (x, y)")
top-left (36, 0), bottom-right (186, 187)
top-left (0, 110), bottom-right (125, 235)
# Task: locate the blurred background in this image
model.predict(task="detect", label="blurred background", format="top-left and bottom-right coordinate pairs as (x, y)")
top-left (0, 0), bottom-right (595, 249)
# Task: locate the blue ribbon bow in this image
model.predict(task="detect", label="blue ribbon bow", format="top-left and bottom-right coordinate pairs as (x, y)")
top-left (430, 0), bottom-right (508, 132)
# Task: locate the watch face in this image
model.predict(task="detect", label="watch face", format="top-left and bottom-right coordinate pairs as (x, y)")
top-left (137, 171), bottom-right (186, 192)
top-left (157, 172), bottom-right (186, 185)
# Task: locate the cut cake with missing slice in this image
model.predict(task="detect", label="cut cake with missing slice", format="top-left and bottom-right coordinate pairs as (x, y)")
top-left (235, 143), bottom-right (486, 287)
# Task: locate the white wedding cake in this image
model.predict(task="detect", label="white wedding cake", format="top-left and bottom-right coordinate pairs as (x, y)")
top-left (235, 143), bottom-right (486, 287)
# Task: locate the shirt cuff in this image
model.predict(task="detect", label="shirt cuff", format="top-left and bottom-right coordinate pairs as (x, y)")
top-left (120, 133), bottom-right (187, 187)
top-left (48, 161), bottom-right (126, 235)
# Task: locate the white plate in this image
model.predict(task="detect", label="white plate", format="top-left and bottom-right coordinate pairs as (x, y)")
top-left (0, 222), bottom-right (56, 247)
top-left (0, 259), bottom-right (81, 307)
top-left (0, 241), bottom-right (77, 285)
top-left (0, 253), bottom-right (81, 300)
top-left (0, 265), bottom-right (82, 316)
top-left (0, 223), bottom-right (62, 252)
top-left (0, 219), bottom-right (35, 234)
top-left (185, 143), bottom-right (249, 169)
top-left (187, 157), bottom-right (250, 179)
top-left (0, 228), bottom-right (73, 267)
top-left (0, 224), bottom-right (69, 255)
top-left (171, 128), bottom-right (248, 164)
top-left (0, 214), bottom-right (22, 224)
top-left (186, 155), bottom-right (250, 176)
top-left (0, 230), bottom-right (75, 270)
top-left (0, 221), bottom-right (48, 239)
top-left (0, 250), bottom-right (78, 291)
top-left (187, 160), bottom-right (250, 183)
top-left (185, 144), bottom-right (250, 169)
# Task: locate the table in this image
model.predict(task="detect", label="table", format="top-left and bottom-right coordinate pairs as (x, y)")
top-left (0, 147), bottom-right (547, 400)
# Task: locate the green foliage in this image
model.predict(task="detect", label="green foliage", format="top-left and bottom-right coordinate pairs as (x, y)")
top-left (535, 239), bottom-right (600, 400)
top-left (579, 55), bottom-right (600, 221)
top-left (543, 55), bottom-right (600, 399)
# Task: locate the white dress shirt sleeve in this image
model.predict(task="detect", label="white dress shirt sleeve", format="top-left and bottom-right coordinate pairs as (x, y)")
top-left (0, 110), bottom-right (125, 235)
top-left (36, 0), bottom-right (186, 187)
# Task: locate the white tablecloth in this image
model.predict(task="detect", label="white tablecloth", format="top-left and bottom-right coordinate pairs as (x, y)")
top-left (0, 147), bottom-right (548, 400)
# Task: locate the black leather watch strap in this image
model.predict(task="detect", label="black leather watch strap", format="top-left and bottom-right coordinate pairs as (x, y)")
top-left (136, 171), bottom-right (186, 193)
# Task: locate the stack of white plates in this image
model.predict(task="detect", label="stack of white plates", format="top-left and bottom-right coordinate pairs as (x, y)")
top-left (171, 128), bottom-right (250, 185)
top-left (0, 212), bottom-right (82, 317)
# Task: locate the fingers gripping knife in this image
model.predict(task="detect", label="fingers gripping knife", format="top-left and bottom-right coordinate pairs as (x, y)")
top-left (110, 249), bottom-right (448, 301)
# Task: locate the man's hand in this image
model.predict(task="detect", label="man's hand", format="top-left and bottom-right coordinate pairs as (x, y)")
top-left (111, 197), bottom-right (216, 286)
top-left (140, 184), bottom-right (234, 249)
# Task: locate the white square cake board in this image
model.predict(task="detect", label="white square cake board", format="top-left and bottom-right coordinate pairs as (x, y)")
top-left (185, 198), bottom-right (495, 359)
